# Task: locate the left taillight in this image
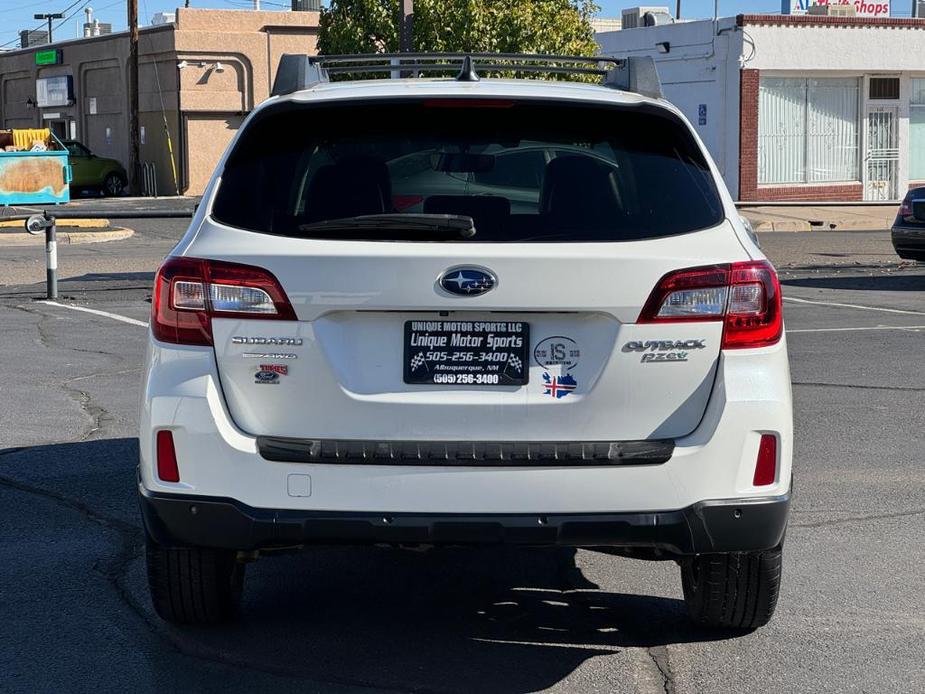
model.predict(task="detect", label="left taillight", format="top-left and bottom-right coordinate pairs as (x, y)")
top-left (152, 257), bottom-right (296, 346)
top-left (638, 260), bottom-right (783, 350)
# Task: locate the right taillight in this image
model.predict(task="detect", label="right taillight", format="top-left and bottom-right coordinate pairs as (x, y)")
top-left (152, 257), bottom-right (296, 346)
top-left (638, 260), bottom-right (783, 350)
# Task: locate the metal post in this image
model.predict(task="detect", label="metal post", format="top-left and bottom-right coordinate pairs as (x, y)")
top-left (128, 0), bottom-right (141, 195)
top-left (676, 0), bottom-right (681, 19)
top-left (25, 213), bottom-right (57, 299)
top-left (33, 12), bottom-right (64, 44)
top-left (400, 0), bottom-right (414, 52)
top-left (399, 0), bottom-right (414, 77)
top-left (46, 218), bottom-right (57, 300)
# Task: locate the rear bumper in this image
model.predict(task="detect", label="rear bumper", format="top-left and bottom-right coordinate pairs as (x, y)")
top-left (138, 480), bottom-right (790, 556)
top-left (892, 227), bottom-right (925, 258)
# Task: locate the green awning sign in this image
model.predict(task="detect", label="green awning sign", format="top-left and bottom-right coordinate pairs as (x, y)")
top-left (34, 49), bottom-right (62, 66)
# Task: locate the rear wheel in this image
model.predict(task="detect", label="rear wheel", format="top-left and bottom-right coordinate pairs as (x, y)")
top-left (145, 537), bottom-right (245, 624)
top-left (102, 172), bottom-right (125, 197)
top-left (680, 547), bottom-right (782, 630)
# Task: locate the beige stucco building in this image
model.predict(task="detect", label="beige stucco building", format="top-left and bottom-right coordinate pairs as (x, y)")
top-left (0, 8), bottom-right (320, 195)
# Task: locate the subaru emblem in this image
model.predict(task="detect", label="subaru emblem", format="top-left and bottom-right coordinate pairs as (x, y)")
top-left (439, 267), bottom-right (496, 296)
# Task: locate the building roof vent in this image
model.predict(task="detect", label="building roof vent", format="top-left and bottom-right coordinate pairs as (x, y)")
top-left (621, 6), bottom-right (672, 29)
top-left (151, 11), bottom-right (175, 25)
top-left (807, 4), bottom-right (858, 16)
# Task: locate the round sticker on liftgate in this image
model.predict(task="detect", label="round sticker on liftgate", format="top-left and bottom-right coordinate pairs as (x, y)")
top-left (534, 336), bottom-right (580, 371)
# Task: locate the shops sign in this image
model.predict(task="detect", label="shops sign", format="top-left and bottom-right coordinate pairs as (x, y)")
top-left (36, 76), bottom-right (74, 108)
top-left (785, 0), bottom-right (891, 17)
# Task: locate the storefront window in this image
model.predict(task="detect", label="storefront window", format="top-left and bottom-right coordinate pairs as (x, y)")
top-left (758, 77), bottom-right (860, 185)
top-left (911, 79), bottom-right (925, 181)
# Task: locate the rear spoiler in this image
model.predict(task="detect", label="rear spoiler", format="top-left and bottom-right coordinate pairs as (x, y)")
top-left (271, 53), bottom-right (663, 100)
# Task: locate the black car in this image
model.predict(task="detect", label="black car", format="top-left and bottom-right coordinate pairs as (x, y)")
top-left (892, 186), bottom-right (925, 261)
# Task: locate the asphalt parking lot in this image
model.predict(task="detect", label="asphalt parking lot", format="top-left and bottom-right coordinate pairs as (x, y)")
top-left (1, 221), bottom-right (923, 693)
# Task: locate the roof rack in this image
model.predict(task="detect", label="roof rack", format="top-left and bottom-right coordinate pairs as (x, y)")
top-left (271, 52), bottom-right (663, 100)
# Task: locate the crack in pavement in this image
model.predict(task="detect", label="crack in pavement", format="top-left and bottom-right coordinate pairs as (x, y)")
top-left (8, 302), bottom-right (128, 359)
top-left (646, 645), bottom-right (676, 694)
top-left (792, 381), bottom-right (925, 392)
top-left (552, 554), bottom-right (678, 694)
top-left (7, 302), bottom-right (127, 442)
top-left (790, 507), bottom-right (925, 529)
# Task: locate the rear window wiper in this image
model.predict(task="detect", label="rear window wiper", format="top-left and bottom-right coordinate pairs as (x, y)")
top-left (297, 214), bottom-right (476, 241)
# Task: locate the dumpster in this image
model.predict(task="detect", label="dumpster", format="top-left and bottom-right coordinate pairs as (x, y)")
top-left (0, 128), bottom-right (71, 206)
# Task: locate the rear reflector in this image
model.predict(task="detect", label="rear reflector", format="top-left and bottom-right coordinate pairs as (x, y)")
top-left (152, 257), bottom-right (296, 346)
top-left (638, 260), bottom-right (783, 350)
top-left (156, 430), bottom-right (180, 483)
top-left (753, 434), bottom-right (777, 486)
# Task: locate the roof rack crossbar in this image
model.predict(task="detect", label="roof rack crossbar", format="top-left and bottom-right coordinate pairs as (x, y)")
top-left (271, 52), bottom-right (662, 100)
top-left (311, 52), bottom-right (624, 66)
top-left (321, 63), bottom-right (611, 77)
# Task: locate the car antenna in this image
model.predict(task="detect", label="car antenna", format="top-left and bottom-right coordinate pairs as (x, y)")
top-left (455, 55), bottom-right (480, 82)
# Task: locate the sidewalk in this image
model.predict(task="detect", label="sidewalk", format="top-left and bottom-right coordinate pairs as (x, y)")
top-left (0, 217), bottom-right (133, 246)
top-left (738, 204), bottom-right (898, 232)
top-left (3, 195), bottom-right (199, 220)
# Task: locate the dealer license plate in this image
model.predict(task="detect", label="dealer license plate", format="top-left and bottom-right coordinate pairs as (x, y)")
top-left (404, 320), bottom-right (530, 386)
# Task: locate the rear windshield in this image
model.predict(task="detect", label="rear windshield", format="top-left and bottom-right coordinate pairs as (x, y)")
top-left (212, 99), bottom-right (724, 242)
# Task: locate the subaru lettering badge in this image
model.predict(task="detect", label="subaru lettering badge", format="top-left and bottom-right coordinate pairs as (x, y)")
top-left (439, 267), bottom-right (496, 296)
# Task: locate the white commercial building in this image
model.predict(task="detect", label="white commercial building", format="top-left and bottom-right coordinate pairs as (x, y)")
top-left (597, 13), bottom-right (925, 201)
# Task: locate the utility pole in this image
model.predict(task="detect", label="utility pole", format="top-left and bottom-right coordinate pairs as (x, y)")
top-left (34, 13), bottom-right (64, 44)
top-left (400, 0), bottom-right (413, 52)
top-left (128, 0), bottom-right (140, 195)
top-left (398, 0), bottom-right (413, 78)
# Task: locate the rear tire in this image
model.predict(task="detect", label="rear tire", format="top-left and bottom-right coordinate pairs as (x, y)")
top-left (145, 538), bottom-right (245, 624)
top-left (102, 173), bottom-right (125, 197)
top-left (680, 548), bottom-right (782, 630)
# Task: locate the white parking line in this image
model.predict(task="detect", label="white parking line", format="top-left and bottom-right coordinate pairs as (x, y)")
top-left (39, 300), bottom-right (148, 328)
top-left (783, 296), bottom-right (925, 316)
top-left (788, 325), bottom-right (925, 334)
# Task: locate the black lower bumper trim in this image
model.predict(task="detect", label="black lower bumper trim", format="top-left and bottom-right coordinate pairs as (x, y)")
top-left (138, 482), bottom-right (790, 556)
top-left (256, 436), bottom-right (674, 466)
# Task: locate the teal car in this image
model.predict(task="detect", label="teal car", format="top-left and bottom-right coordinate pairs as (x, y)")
top-left (64, 140), bottom-right (127, 196)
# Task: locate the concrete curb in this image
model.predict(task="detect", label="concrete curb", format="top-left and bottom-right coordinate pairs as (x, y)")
top-left (740, 206), bottom-right (897, 233)
top-left (0, 226), bottom-right (134, 247)
top-left (0, 218), bottom-right (110, 229)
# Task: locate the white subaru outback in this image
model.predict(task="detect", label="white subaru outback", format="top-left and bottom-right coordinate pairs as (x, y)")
top-left (139, 54), bottom-right (791, 629)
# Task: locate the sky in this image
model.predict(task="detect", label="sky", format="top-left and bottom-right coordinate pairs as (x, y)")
top-left (0, 0), bottom-right (889, 51)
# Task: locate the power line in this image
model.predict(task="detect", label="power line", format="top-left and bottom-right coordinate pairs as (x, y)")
top-left (0, 0), bottom-right (89, 48)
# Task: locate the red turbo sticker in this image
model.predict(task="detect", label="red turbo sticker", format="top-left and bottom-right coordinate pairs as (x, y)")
top-left (259, 364), bottom-right (288, 376)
